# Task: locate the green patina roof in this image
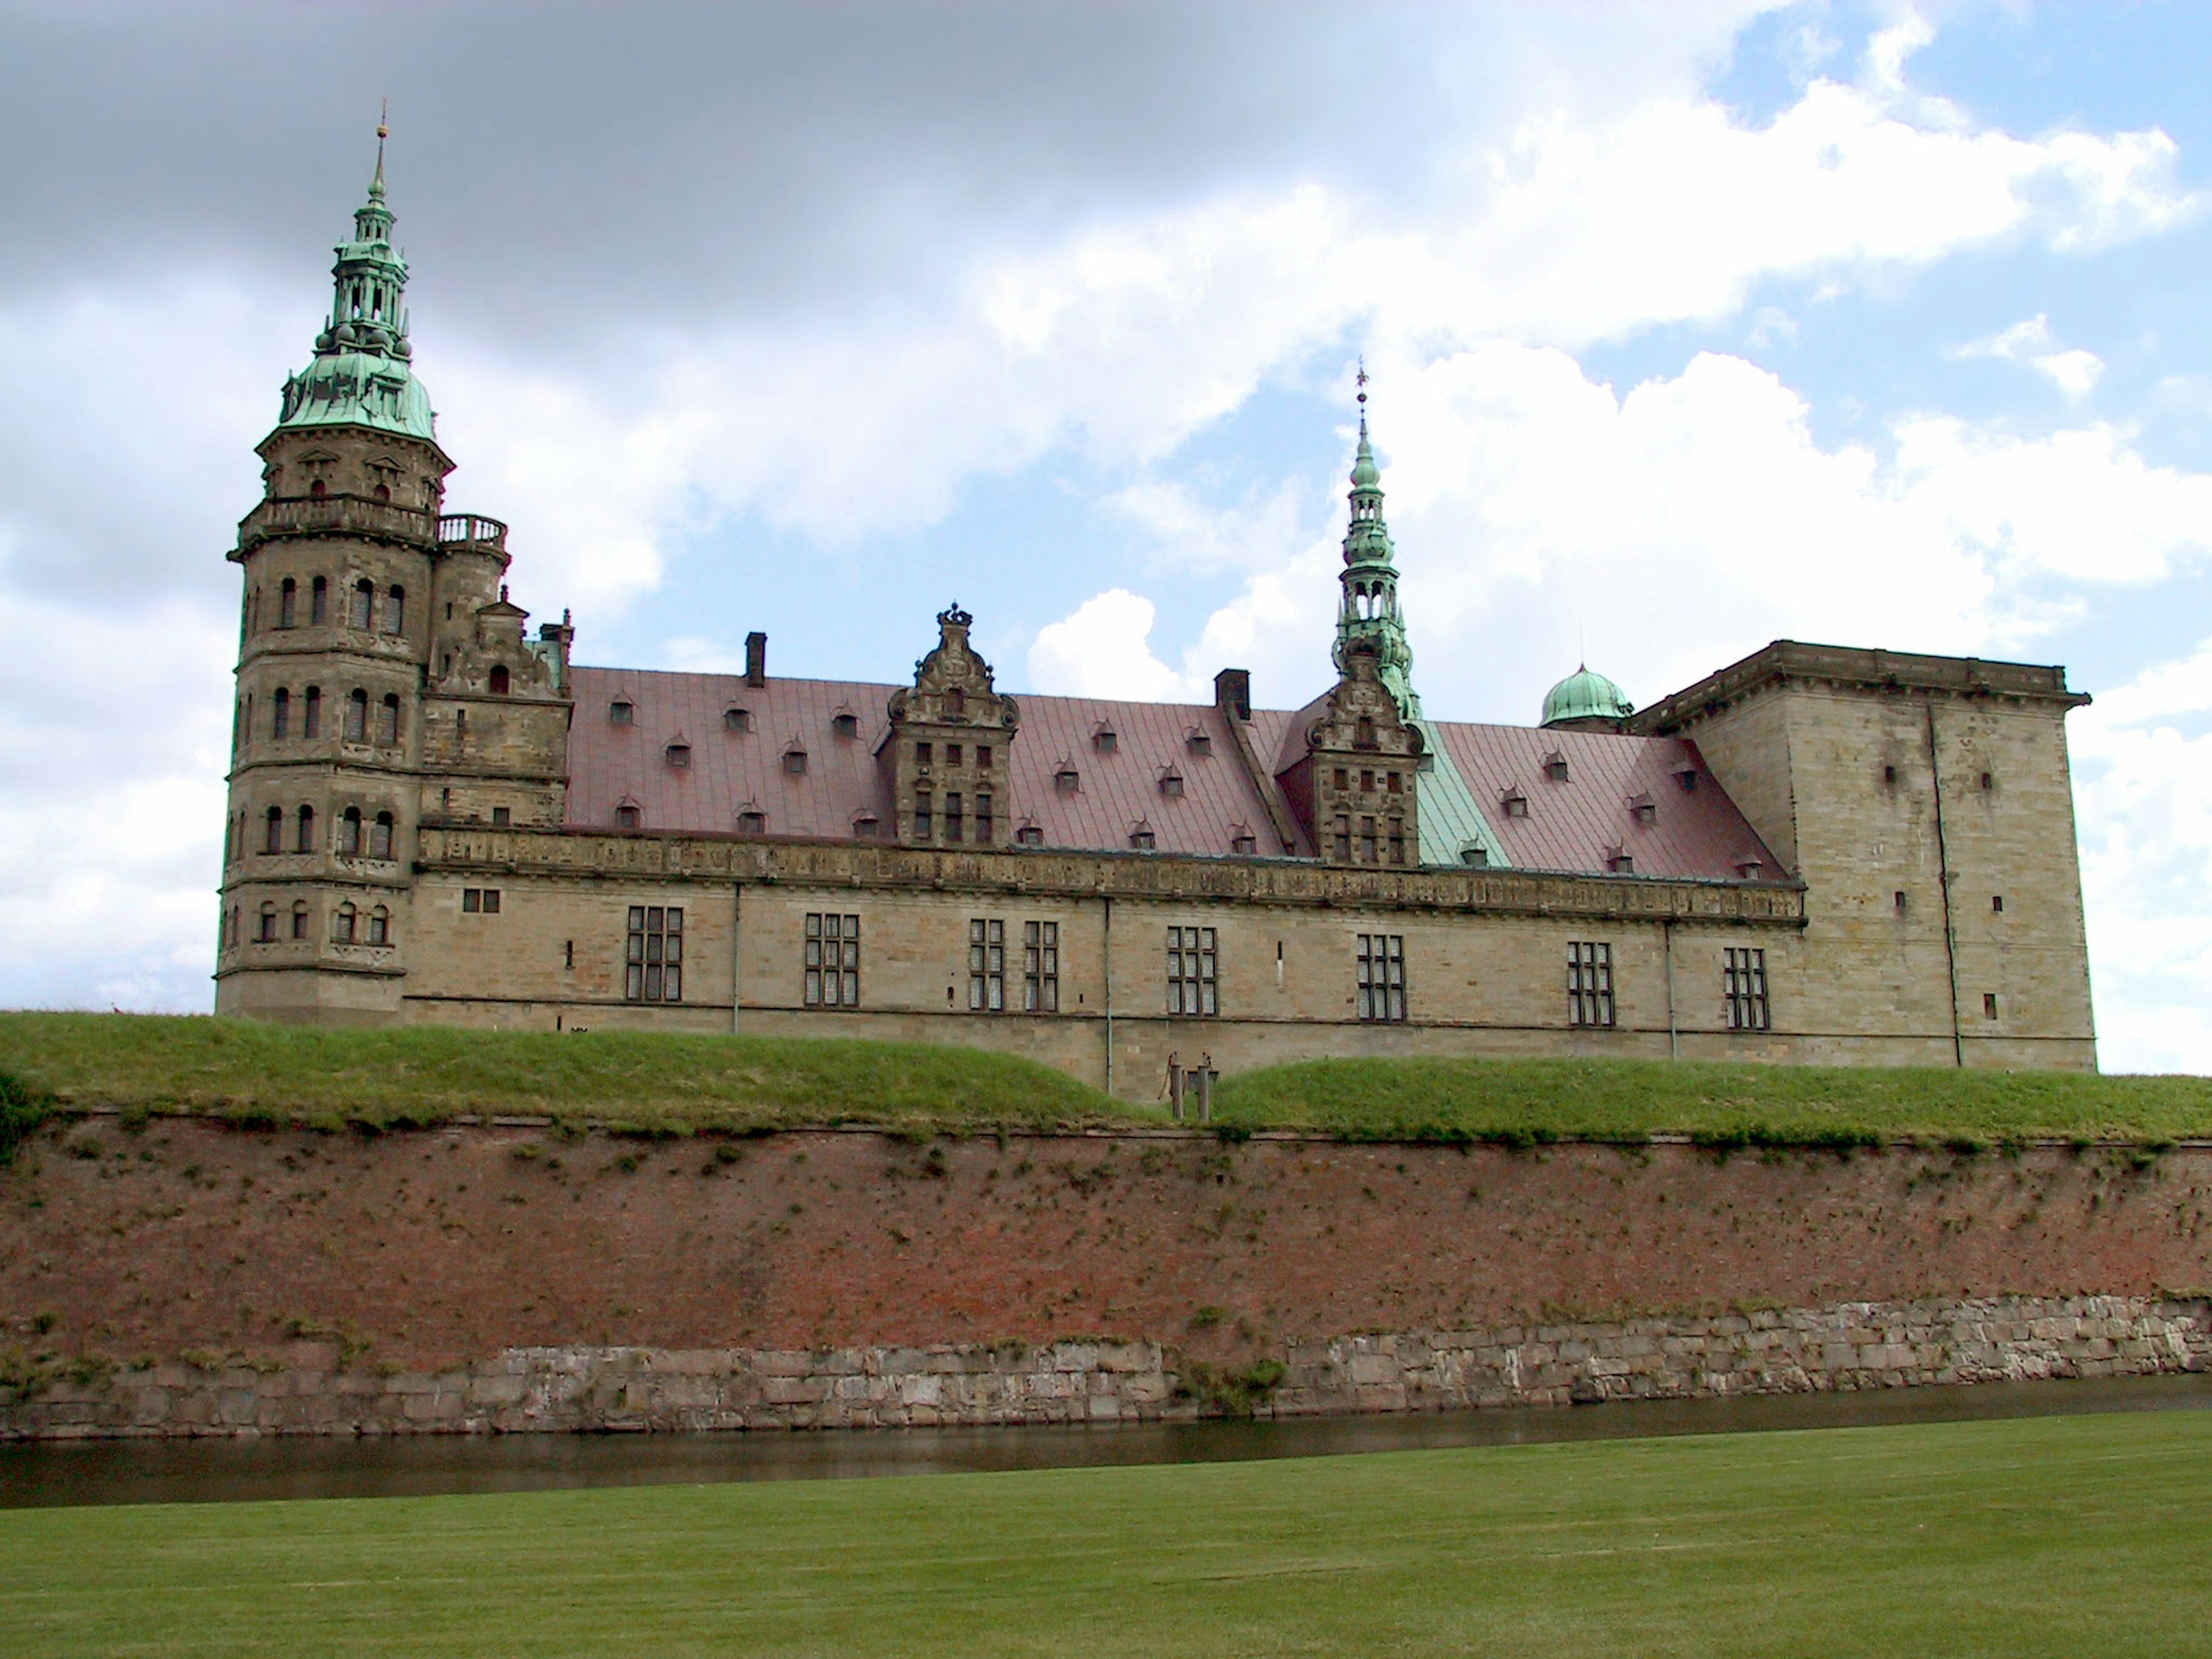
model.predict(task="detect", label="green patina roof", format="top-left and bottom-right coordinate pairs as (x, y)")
top-left (273, 132), bottom-right (437, 445)
top-left (1541, 665), bottom-right (1636, 727)
top-left (1332, 408), bottom-right (1419, 717)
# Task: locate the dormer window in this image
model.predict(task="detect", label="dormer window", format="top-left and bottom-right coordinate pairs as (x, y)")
top-left (1128, 822), bottom-right (1156, 851)
top-left (1016, 821), bottom-right (1045, 847)
top-left (1501, 787), bottom-right (1528, 819)
top-left (831, 711), bottom-right (859, 738)
top-left (1736, 858), bottom-right (1765, 880)
top-left (1460, 844), bottom-right (1489, 867)
top-left (1054, 762), bottom-right (1080, 793)
top-left (1093, 724), bottom-right (1117, 754)
top-left (1186, 728), bottom-right (1211, 756)
top-left (782, 744), bottom-right (808, 775)
top-left (737, 808), bottom-right (766, 834)
top-left (724, 706), bottom-right (752, 733)
top-left (1159, 768), bottom-right (1184, 798)
top-left (665, 741), bottom-right (691, 770)
top-left (1674, 767), bottom-right (1698, 792)
top-left (609, 699), bottom-right (634, 726)
top-left (850, 812), bottom-right (879, 838)
top-left (1229, 825), bottom-right (1257, 855)
top-left (615, 802), bottom-right (641, 831)
top-left (1605, 849), bottom-right (1634, 874)
top-left (1628, 793), bottom-right (1656, 824)
top-left (1544, 751), bottom-right (1569, 783)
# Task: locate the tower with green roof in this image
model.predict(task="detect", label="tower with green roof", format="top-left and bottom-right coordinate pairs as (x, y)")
top-left (215, 123), bottom-right (571, 1024)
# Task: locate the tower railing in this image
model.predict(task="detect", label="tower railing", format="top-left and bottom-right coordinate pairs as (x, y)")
top-left (438, 513), bottom-right (509, 552)
top-left (236, 493), bottom-right (438, 552)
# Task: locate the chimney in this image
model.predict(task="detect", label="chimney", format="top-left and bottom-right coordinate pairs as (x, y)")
top-left (1214, 667), bottom-right (1251, 722)
top-left (744, 631), bottom-right (767, 688)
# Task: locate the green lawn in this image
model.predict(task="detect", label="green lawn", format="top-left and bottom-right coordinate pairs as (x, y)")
top-left (2, 1012), bottom-right (2209, 1143)
top-left (0, 1410), bottom-right (2206, 1657)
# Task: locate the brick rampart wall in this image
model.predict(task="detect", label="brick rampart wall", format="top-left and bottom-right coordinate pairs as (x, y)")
top-left (1, 1119), bottom-right (2204, 1437)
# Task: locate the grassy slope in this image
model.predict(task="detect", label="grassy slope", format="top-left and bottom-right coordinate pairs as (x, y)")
top-left (1214, 1055), bottom-right (2212, 1145)
top-left (1, 1012), bottom-right (2209, 1141)
top-left (1, 1411), bottom-right (2207, 1657)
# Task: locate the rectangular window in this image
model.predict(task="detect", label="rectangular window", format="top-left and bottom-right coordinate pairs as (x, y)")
top-left (945, 792), bottom-right (964, 843)
top-left (976, 793), bottom-right (993, 844)
top-left (969, 918), bottom-right (1006, 1010)
top-left (461, 887), bottom-right (502, 914)
top-left (1023, 920), bottom-right (1059, 1012)
top-left (946, 744), bottom-right (962, 767)
top-left (914, 794), bottom-right (932, 840)
top-left (1724, 947), bottom-right (1770, 1031)
top-left (976, 745), bottom-right (992, 770)
top-left (1356, 933), bottom-right (1407, 1022)
top-left (1358, 816), bottom-right (1377, 863)
top-left (1166, 925), bottom-right (1218, 1016)
top-left (804, 913), bottom-right (861, 1008)
top-left (1567, 941), bottom-right (1615, 1028)
top-left (625, 904), bottom-right (683, 1003)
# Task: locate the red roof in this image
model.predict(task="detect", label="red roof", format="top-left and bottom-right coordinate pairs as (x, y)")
top-left (566, 665), bottom-right (1778, 880)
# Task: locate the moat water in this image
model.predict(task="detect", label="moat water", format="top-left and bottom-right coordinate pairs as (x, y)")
top-left (3, 1373), bottom-right (2207, 1509)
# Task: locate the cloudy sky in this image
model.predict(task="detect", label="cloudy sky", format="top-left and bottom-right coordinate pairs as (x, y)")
top-left (2, 1), bottom-right (2208, 1071)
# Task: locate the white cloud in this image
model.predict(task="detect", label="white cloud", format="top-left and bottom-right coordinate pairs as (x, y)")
top-left (1027, 589), bottom-right (1206, 701)
top-left (1956, 314), bottom-right (2105, 399)
top-left (2070, 633), bottom-right (2212, 1072)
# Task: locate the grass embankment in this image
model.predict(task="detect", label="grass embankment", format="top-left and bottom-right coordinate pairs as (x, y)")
top-left (1214, 1055), bottom-right (2212, 1147)
top-left (2, 1411), bottom-right (2207, 1657)
top-left (0, 1012), bottom-right (2207, 1143)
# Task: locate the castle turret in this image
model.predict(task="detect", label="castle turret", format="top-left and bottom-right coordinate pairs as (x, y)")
top-left (215, 120), bottom-right (569, 1024)
top-left (1331, 374), bottom-right (1418, 719)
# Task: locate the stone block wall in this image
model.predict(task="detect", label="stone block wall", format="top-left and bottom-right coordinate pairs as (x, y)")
top-left (2, 1296), bottom-right (2202, 1438)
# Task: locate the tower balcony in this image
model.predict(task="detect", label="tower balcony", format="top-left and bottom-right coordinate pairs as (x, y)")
top-left (438, 513), bottom-right (509, 554)
top-left (236, 493), bottom-right (438, 556)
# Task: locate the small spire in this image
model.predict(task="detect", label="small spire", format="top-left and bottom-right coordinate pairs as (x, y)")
top-left (1350, 360), bottom-right (1380, 490)
top-left (370, 100), bottom-right (389, 201)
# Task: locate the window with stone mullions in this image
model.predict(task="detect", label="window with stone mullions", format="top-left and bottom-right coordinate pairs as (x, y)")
top-left (1724, 946), bottom-right (1770, 1031)
top-left (1023, 920), bottom-right (1059, 1012)
top-left (1567, 941), bottom-right (1615, 1028)
top-left (1356, 933), bottom-right (1406, 1022)
top-left (1166, 926), bottom-right (1217, 1016)
top-left (804, 913), bottom-right (859, 1008)
top-left (625, 904), bottom-right (683, 1003)
top-left (969, 918), bottom-right (1006, 1010)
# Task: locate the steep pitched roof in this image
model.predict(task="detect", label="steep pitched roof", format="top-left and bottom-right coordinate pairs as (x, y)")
top-left (565, 664), bottom-right (1778, 880)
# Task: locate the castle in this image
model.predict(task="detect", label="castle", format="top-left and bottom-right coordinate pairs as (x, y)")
top-left (214, 142), bottom-right (2099, 1086)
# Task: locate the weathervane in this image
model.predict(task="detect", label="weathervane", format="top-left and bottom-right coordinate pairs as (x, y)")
top-left (1357, 355), bottom-right (1369, 409)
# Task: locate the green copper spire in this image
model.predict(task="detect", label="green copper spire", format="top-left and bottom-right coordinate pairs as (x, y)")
top-left (273, 112), bottom-right (437, 444)
top-left (1332, 367), bottom-right (1418, 717)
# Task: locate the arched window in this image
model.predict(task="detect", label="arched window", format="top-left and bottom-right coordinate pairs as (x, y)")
top-left (384, 586), bottom-right (404, 635)
top-left (290, 900), bottom-right (310, 940)
top-left (489, 664), bottom-right (510, 695)
top-left (377, 694), bottom-right (400, 746)
top-left (264, 806), bottom-right (284, 854)
top-left (302, 685), bottom-right (321, 739)
top-left (271, 687), bottom-right (290, 740)
top-left (371, 811), bottom-right (394, 859)
top-left (295, 804), bottom-right (316, 853)
top-left (309, 478), bottom-right (327, 500)
top-left (334, 903), bottom-right (357, 944)
top-left (373, 483), bottom-right (391, 504)
top-left (256, 904), bottom-right (277, 942)
top-left (278, 577), bottom-right (297, 628)
top-left (351, 579), bottom-right (374, 630)
top-left (310, 575), bottom-right (328, 626)
top-left (340, 806), bottom-right (363, 855)
top-left (346, 689), bottom-right (368, 741)
top-left (368, 906), bottom-right (391, 946)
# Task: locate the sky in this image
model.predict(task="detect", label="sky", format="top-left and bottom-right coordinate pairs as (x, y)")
top-left (1, 0), bottom-right (2207, 1071)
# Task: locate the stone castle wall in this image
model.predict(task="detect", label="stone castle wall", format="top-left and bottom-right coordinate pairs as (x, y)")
top-left (1, 1116), bottom-right (2206, 1435)
top-left (6, 1296), bottom-right (2204, 1439)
